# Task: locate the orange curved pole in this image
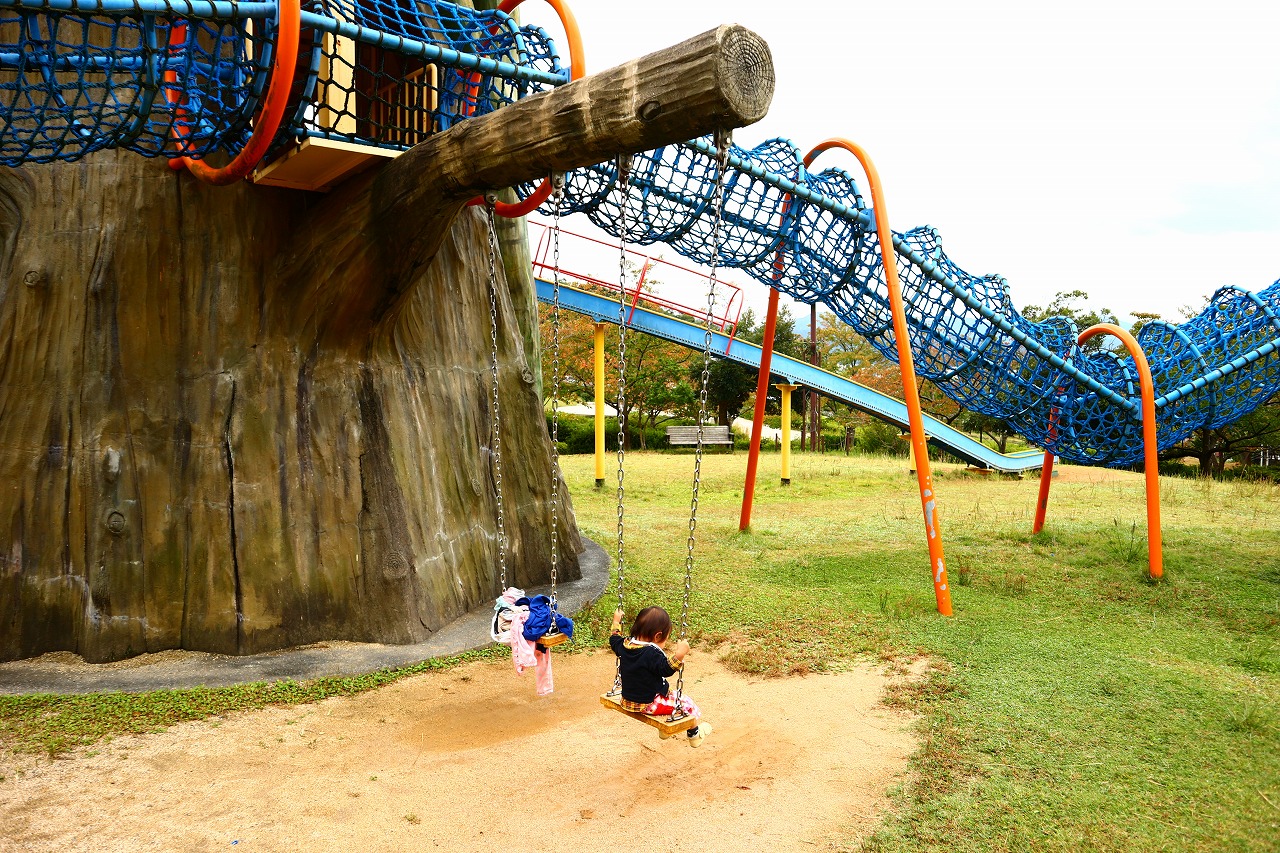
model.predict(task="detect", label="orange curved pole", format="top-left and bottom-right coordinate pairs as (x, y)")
top-left (1033, 323), bottom-right (1163, 578)
top-left (1032, 449), bottom-right (1055, 532)
top-left (467, 0), bottom-right (584, 217)
top-left (167, 0), bottom-right (301, 186)
top-left (805, 138), bottom-right (952, 616)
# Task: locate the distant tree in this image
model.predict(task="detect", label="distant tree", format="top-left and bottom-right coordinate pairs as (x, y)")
top-left (539, 280), bottom-right (698, 449)
top-left (1128, 311), bottom-right (1162, 337)
top-left (702, 303), bottom-right (807, 424)
top-left (1022, 289), bottom-right (1119, 352)
top-left (959, 411), bottom-right (1016, 453)
top-left (1160, 396), bottom-right (1280, 477)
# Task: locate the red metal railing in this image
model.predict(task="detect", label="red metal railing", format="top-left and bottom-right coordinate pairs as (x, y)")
top-left (529, 221), bottom-right (745, 349)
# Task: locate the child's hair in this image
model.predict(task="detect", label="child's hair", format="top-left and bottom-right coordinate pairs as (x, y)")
top-left (629, 606), bottom-right (672, 643)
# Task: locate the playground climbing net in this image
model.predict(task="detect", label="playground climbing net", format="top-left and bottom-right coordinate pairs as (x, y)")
top-left (534, 135), bottom-right (1280, 469)
top-left (0, 0), bottom-right (569, 167)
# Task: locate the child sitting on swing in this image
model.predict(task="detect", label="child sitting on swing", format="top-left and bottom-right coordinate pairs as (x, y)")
top-left (610, 606), bottom-right (712, 747)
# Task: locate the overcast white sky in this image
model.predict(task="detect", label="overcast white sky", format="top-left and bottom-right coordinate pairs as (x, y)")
top-left (519, 0), bottom-right (1279, 324)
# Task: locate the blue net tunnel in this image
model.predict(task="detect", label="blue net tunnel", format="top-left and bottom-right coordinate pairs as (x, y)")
top-left (0, 0), bottom-right (570, 167)
top-left (2, 0), bottom-right (1276, 468)
top-left (533, 137), bottom-right (1280, 468)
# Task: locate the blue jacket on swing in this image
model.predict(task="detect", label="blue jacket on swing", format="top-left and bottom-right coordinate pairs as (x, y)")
top-left (517, 595), bottom-right (574, 642)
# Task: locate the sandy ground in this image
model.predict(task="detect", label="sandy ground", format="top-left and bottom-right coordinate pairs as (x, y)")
top-left (0, 651), bottom-right (919, 853)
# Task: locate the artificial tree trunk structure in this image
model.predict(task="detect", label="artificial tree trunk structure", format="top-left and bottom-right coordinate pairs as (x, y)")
top-left (0, 25), bottom-right (774, 661)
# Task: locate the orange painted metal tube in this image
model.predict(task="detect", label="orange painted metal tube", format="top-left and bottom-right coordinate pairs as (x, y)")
top-left (467, 0), bottom-right (584, 217)
top-left (1036, 324), bottom-right (1163, 578)
top-left (1033, 392), bottom-right (1061, 533)
top-left (167, 0), bottom-right (301, 185)
top-left (806, 138), bottom-right (952, 615)
top-left (739, 285), bottom-right (780, 531)
top-left (1032, 450), bottom-right (1055, 533)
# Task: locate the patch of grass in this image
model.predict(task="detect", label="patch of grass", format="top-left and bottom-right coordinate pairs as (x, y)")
top-left (0, 647), bottom-right (503, 758)
top-left (563, 453), bottom-right (1280, 852)
top-left (1226, 702), bottom-right (1273, 734)
top-left (3, 452), bottom-right (1278, 852)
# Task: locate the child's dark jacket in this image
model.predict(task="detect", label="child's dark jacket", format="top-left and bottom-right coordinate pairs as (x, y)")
top-left (609, 633), bottom-right (683, 709)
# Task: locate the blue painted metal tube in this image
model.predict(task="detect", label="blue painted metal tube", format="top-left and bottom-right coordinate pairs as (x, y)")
top-left (892, 237), bottom-right (1140, 417)
top-left (0, 0), bottom-right (275, 16)
top-left (297, 11), bottom-right (569, 87)
top-left (0, 0), bottom-right (566, 86)
top-left (538, 278), bottom-right (1047, 473)
top-left (0, 52), bottom-right (246, 77)
top-left (1154, 337), bottom-right (1280, 407)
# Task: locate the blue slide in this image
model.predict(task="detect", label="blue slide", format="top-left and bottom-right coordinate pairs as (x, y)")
top-left (537, 280), bottom-right (1046, 474)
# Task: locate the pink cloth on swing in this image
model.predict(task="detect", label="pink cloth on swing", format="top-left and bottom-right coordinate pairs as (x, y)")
top-left (644, 693), bottom-right (699, 719)
top-left (507, 606), bottom-right (555, 695)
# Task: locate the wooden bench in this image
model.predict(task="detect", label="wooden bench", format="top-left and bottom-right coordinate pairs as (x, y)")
top-left (665, 424), bottom-right (735, 451)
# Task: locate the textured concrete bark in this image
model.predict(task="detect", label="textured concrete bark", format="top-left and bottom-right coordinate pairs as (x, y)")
top-left (0, 21), bottom-right (776, 662)
top-left (0, 154), bottom-right (581, 662)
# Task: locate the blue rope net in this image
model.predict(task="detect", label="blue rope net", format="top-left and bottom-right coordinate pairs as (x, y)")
top-left (4, 1), bottom-right (1275, 467)
top-left (278, 0), bottom-right (565, 154)
top-left (0, 0), bottom-right (567, 166)
top-left (535, 137), bottom-right (1280, 468)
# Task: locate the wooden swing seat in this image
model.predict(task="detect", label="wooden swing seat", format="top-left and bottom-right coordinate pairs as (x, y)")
top-left (537, 630), bottom-right (570, 648)
top-left (599, 692), bottom-right (700, 736)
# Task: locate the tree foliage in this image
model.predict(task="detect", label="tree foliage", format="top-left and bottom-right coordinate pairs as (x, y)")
top-left (1160, 396), bottom-right (1280, 476)
top-left (538, 282), bottom-right (699, 449)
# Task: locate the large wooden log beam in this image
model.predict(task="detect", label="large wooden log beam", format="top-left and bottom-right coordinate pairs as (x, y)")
top-left (283, 24), bottom-right (774, 346)
top-left (391, 23), bottom-right (774, 202)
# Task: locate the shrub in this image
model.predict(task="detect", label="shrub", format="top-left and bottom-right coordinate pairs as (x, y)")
top-left (1158, 460), bottom-right (1200, 479)
top-left (548, 414), bottom-right (694, 453)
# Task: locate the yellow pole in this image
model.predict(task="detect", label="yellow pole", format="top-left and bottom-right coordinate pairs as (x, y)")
top-left (902, 431), bottom-right (931, 474)
top-left (777, 383), bottom-right (799, 485)
top-left (594, 322), bottom-right (606, 488)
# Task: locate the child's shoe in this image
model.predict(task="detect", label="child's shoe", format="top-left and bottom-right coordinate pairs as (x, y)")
top-left (687, 721), bottom-right (712, 748)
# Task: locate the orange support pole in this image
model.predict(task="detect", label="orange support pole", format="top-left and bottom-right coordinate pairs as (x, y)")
top-left (739, 286), bottom-right (781, 531)
top-left (806, 138), bottom-right (952, 615)
top-left (1033, 393), bottom-right (1061, 533)
top-left (1034, 324), bottom-right (1163, 578)
top-left (1032, 451), bottom-right (1055, 533)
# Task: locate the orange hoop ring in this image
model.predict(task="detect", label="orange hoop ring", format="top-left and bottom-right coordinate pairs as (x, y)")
top-left (466, 0), bottom-right (584, 217)
top-left (166, 0), bottom-right (301, 186)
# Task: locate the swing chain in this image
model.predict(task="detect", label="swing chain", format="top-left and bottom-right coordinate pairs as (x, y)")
top-left (485, 197), bottom-right (508, 592)
top-left (546, 173), bottom-right (566, 623)
top-left (673, 129), bottom-right (731, 705)
top-left (610, 154), bottom-right (634, 696)
top-left (613, 154), bottom-right (634, 617)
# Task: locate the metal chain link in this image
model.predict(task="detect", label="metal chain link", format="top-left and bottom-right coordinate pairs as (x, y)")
top-left (613, 154), bottom-right (633, 617)
top-left (545, 173), bottom-right (566, 634)
top-left (609, 154), bottom-right (634, 696)
top-left (485, 198), bottom-right (508, 592)
top-left (672, 128), bottom-right (731, 707)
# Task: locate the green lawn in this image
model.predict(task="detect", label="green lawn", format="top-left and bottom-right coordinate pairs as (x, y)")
top-left (564, 452), bottom-right (1280, 852)
top-left (2, 451), bottom-right (1277, 851)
